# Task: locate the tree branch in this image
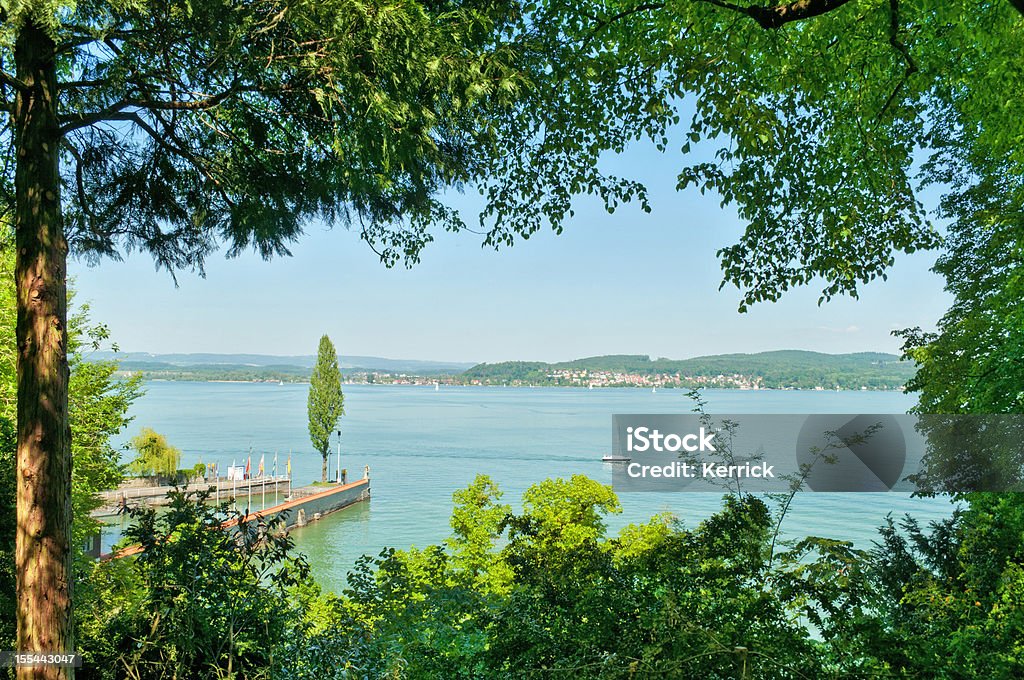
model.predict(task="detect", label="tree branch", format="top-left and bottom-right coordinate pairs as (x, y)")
top-left (701, 0), bottom-right (855, 29)
top-left (123, 88), bottom-right (240, 111)
top-left (59, 84), bottom-right (236, 133)
top-left (584, 0), bottom-right (853, 40)
top-left (0, 70), bottom-right (29, 93)
top-left (64, 142), bottom-right (99, 223)
top-left (55, 36), bottom-right (102, 55)
top-left (59, 99), bottom-right (131, 134)
top-left (593, 3), bottom-right (666, 33)
top-left (133, 111), bottom-right (239, 210)
top-left (59, 77), bottom-right (302, 134)
top-left (887, 0), bottom-right (917, 75)
top-left (58, 78), bottom-right (115, 91)
top-left (877, 0), bottom-right (918, 119)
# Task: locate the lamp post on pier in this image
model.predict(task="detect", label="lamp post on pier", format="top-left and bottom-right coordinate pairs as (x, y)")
top-left (336, 429), bottom-right (342, 483)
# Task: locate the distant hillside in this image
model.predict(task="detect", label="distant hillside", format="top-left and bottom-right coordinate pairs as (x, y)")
top-left (92, 351), bottom-right (475, 378)
top-left (93, 350), bottom-right (915, 390)
top-left (460, 351), bottom-right (914, 390)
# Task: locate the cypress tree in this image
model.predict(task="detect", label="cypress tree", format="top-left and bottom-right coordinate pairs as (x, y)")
top-left (307, 336), bottom-right (344, 483)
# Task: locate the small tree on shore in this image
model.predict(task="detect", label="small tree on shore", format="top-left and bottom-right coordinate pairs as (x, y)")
top-left (126, 428), bottom-right (181, 481)
top-left (307, 336), bottom-right (344, 483)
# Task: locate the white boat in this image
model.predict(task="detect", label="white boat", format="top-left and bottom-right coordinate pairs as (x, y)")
top-left (602, 454), bottom-right (631, 463)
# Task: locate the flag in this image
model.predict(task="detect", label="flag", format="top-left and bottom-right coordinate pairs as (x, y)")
top-left (245, 455), bottom-right (251, 480)
top-left (286, 454), bottom-right (291, 477)
top-left (258, 454), bottom-right (265, 478)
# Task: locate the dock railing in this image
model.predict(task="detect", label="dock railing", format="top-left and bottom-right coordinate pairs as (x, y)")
top-left (96, 475), bottom-right (292, 515)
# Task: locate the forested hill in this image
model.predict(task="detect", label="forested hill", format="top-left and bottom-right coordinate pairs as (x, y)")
top-left (96, 352), bottom-right (474, 381)
top-left (98, 350), bottom-right (914, 390)
top-left (459, 351), bottom-right (914, 390)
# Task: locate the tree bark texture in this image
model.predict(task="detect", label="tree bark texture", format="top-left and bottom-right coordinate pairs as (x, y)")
top-left (13, 19), bottom-right (73, 680)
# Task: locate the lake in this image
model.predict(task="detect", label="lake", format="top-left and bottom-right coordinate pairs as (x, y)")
top-left (107, 382), bottom-right (955, 593)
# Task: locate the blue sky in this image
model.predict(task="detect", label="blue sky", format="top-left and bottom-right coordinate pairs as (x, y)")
top-left (68, 138), bottom-right (951, 364)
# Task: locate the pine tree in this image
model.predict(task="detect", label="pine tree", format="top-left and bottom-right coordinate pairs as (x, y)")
top-left (1, 3), bottom-right (522, 661)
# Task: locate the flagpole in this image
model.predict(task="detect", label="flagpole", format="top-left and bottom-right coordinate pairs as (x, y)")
top-left (247, 446), bottom-right (252, 515)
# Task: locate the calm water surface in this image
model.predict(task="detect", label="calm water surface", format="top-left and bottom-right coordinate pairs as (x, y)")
top-left (109, 382), bottom-right (954, 593)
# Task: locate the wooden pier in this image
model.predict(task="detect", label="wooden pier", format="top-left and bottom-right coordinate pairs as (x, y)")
top-left (98, 474), bottom-right (371, 560)
top-left (235, 476), bottom-right (371, 530)
top-left (94, 475), bottom-right (292, 516)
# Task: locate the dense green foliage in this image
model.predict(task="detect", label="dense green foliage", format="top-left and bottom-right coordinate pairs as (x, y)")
top-left (78, 490), bottom-right (309, 679)
top-left (126, 428), bottom-right (182, 480)
top-left (4, 1), bottom-right (1023, 676)
top-left (307, 335), bottom-right (344, 482)
top-left (284, 479), bottom-right (1024, 679)
top-left (477, 0), bottom-right (1024, 310)
top-left (1, 0), bottom-right (528, 269)
top-left (462, 351), bottom-right (913, 389)
top-left (3, 1), bottom-right (1020, 309)
top-left (67, 304), bottom-right (146, 556)
top-left (897, 176), bottom-right (1024, 414)
top-left (848, 493), bottom-right (1024, 677)
top-left (76, 476), bottom-right (1024, 678)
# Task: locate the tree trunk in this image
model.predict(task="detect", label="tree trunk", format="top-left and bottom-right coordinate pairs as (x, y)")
top-left (321, 454), bottom-right (328, 484)
top-left (13, 20), bottom-right (73, 680)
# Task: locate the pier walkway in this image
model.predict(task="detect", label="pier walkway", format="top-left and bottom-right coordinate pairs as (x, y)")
top-left (100, 475), bottom-right (371, 560)
top-left (95, 475), bottom-right (292, 516)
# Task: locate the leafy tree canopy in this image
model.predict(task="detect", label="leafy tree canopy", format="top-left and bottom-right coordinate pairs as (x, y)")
top-left (126, 427), bottom-right (181, 478)
top-left (1, 1), bottom-right (1020, 308)
top-left (462, 0), bottom-right (1024, 308)
top-left (1, 0), bottom-right (529, 659)
top-left (0, 0), bottom-right (526, 269)
top-left (897, 173), bottom-right (1024, 414)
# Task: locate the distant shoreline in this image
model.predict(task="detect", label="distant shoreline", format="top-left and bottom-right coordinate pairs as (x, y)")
top-left (108, 349), bottom-right (914, 392)
top-left (126, 376), bottom-right (907, 392)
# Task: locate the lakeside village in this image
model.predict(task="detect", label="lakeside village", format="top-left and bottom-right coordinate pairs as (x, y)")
top-left (350, 369), bottom-right (897, 391)
top-left (113, 351), bottom-right (912, 390)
